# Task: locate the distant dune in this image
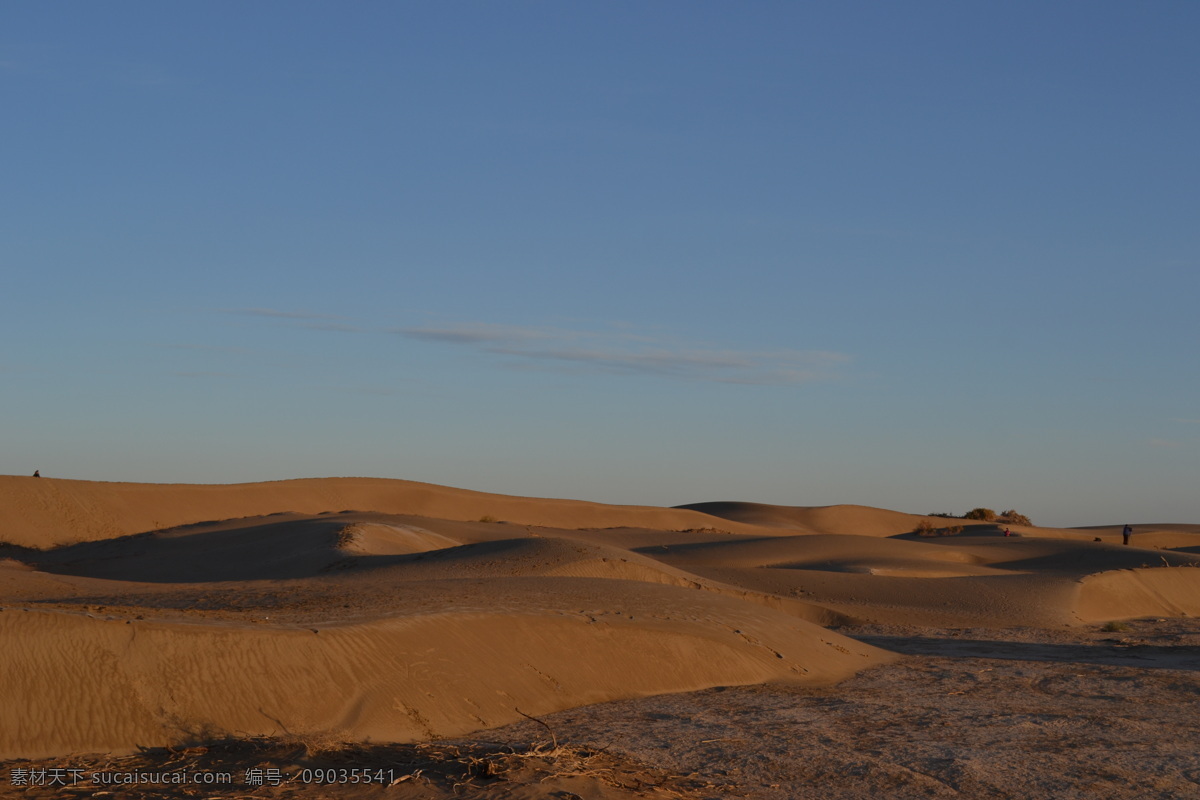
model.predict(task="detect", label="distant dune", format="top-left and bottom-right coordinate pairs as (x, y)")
top-left (1, 476), bottom-right (771, 549)
top-left (675, 501), bottom-right (937, 536)
top-left (1, 475), bottom-right (1198, 761)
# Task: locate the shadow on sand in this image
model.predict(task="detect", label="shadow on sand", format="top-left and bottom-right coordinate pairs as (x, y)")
top-left (849, 633), bottom-right (1200, 672)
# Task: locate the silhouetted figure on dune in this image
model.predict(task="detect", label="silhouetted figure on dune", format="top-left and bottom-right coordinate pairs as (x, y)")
top-left (32, 470), bottom-right (40, 478)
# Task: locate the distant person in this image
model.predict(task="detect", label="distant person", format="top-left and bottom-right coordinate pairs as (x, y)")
top-left (1003, 527), bottom-right (1011, 537)
top-left (1122, 524), bottom-right (1133, 546)
top-left (32, 469), bottom-right (40, 478)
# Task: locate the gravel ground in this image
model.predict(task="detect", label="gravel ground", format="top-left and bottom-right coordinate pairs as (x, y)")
top-left (481, 619), bottom-right (1200, 799)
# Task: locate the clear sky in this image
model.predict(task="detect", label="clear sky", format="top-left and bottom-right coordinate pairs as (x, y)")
top-left (3, 2), bottom-right (1197, 527)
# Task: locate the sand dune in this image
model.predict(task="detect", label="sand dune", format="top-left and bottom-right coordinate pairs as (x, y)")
top-left (0, 580), bottom-right (885, 759)
top-left (676, 501), bottom-right (938, 535)
top-left (0, 476), bottom-right (765, 549)
top-left (1, 475), bottom-right (1197, 765)
top-left (1077, 567), bottom-right (1200, 621)
top-left (336, 521), bottom-right (460, 555)
top-left (643, 531), bottom-right (1200, 627)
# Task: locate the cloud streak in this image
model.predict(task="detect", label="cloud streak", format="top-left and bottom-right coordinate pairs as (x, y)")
top-left (217, 310), bottom-right (849, 385)
top-left (222, 308), bottom-right (362, 332)
top-left (398, 323), bottom-right (848, 385)
top-left (402, 323), bottom-right (557, 345)
top-left (224, 308), bottom-right (344, 321)
top-left (163, 344), bottom-right (249, 354)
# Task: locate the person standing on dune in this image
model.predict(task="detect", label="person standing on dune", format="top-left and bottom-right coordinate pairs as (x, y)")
top-left (1122, 524), bottom-right (1133, 546)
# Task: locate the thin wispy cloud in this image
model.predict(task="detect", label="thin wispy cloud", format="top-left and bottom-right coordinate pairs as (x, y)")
top-left (401, 323), bottom-right (573, 345)
top-left (398, 323), bottom-right (849, 385)
top-left (224, 308), bottom-right (346, 321)
top-left (217, 311), bottom-right (846, 384)
top-left (163, 344), bottom-right (249, 354)
top-left (299, 322), bottom-right (361, 333)
top-left (222, 308), bottom-right (362, 332)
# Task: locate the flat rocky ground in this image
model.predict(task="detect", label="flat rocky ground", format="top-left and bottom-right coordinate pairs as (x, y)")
top-left (3, 619), bottom-right (1198, 800)
top-left (486, 618), bottom-right (1200, 799)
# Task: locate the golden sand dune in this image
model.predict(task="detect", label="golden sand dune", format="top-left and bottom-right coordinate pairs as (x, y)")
top-left (676, 501), bottom-right (937, 535)
top-left (1077, 567), bottom-right (1200, 621)
top-left (642, 533), bottom-right (994, 569)
top-left (0, 476), bottom-right (766, 549)
top-left (335, 521), bottom-right (461, 555)
top-left (1, 579), bottom-right (884, 760)
top-left (1063, 523), bottom-right (1200, 551)
top-left (641, 530), bottom-right (1200, 627)
top-left (0, 478), bottom-right (892, 760)
top-left (1, 475), bottom-right (1197, 764)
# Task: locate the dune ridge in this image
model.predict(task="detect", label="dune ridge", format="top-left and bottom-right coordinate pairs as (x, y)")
top-left (0, 476), bottom-right (768, 549)
top-left (676, 501), bottom-right (935, 536)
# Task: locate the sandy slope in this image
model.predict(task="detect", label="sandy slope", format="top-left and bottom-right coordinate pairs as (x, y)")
top-left (0, 476), bottom-right (767, 549)
top-left (1, 582), bottom-right (884, 759)
top-left (637, 531), bottom-right (1200, 626)
top-left (676, 501), bottom-right (940, 535)
top-left (1, 475), bottom-right (1197, 764)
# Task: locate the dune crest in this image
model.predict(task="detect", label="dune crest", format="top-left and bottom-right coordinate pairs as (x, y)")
top-left (1076, 567), bottom-right (1200, 621)
top-left (0, 476), bottom-right (766, 549)
top-left (335, 522), bottom-right (460, 555)
top-left (676, 501), bottom-right (933, 535)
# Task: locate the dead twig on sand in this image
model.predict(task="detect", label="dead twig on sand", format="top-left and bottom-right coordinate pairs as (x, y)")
top-left (515, 707), bottom-right (559, 751)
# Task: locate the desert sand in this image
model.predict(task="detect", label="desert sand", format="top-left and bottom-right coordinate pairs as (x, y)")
top-left (1, 476), bottom-right (1198, 798)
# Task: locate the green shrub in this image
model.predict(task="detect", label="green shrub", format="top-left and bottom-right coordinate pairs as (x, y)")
top-left (964, 508), bottom-right (997, 521)
top-left (1102, 621), bottom-right (1129, 632)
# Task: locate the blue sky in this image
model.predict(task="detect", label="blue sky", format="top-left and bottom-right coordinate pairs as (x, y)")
top-left (3, 1), bottom-right (1197, 527)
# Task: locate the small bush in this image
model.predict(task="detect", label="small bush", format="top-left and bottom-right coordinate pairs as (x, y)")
top-left (997, 509), bottom-right (1032, 526)
top-left (914, 520), bottom-right (964, 537)
top-left (1102, 621), bottom-right (1129, 633)
top-left (964, 508), bottom-right (997, 521)
top-left (478, 514), bottom-right (498, 523)
top-left (928, 512), bottom-right (957, 518)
